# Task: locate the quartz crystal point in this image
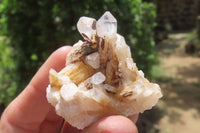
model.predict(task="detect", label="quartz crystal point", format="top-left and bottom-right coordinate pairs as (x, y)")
top-left (96, 11), bottom-right (117, 38)
top-left (46, 11), bottom-right (162, 129)
top-left (77, 17), bottom-right (96, 39)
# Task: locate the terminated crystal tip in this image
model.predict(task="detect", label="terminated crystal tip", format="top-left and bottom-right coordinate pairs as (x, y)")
top-left (96, 11), bottom-right (117, 38)
top-left (77, 17), bottom-right (97, 39)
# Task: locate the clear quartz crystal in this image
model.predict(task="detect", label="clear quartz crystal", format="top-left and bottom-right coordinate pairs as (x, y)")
top-left (104, 84), bottom-right (116, 92)
top-left (115, 34), bottom-right (131, 60)
top-left (77, 17), bottom-right (96, 39)
top-left (90, 72), bottom-right (106, 85)
top-left (143, 89), bottom-right (153, 97)
top-left (85, 52), bottom-right (100, 69)
top-left (96, 11), bottom-right (117, 38)
top-left (60, 84), bottom-right (78, 100)
top-left (126, 58), bottom-right (135, 70)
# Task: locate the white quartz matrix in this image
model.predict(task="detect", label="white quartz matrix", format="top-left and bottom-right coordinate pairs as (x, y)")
top-left (46, 11), bottom-right (162, 129)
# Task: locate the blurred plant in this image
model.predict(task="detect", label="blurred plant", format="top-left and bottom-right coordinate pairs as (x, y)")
top-left (128, 1), bottom-right (157, 78)
top-left (186, 29), bottom-right (200, 54)
top-left (187, 30), bottom-right (198, 42)
top-left (0, 0), bottom-right (157, 106)
top-left (197, 16), bottom-right (200, 45)
top-left (0, 38), bottom-right (17, 105)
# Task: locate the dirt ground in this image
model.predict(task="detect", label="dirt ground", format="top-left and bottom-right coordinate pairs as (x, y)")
top-left (154, 32), bottom-right (200, 133)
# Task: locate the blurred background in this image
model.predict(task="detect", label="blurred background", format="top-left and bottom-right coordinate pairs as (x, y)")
top-left (0, 0), bottom-right (200, 133)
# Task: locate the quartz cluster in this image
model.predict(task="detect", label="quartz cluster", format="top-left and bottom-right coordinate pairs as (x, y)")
top-left (46, 11), bottom-right (162, 129)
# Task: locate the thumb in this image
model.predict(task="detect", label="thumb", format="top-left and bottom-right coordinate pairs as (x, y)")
top-left (82, 115), bottom-right (138, 133)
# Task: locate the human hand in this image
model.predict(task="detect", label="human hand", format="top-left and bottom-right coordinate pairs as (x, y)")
top-left (0, 46), bottom-right (138, 133)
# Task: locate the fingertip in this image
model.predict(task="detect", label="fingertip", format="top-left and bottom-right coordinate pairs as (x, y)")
top-left (53, 46), bottom-right (72, 57)
top-left (58, 46), bottom-right (72, 52)
top-left (83, 115), bottom-right (138, 133)
top-left (49, 46), bottom-right (72, 71)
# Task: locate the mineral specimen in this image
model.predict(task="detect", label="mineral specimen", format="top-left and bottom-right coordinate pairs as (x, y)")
top-left (46, 11), bottom-right (162, 129)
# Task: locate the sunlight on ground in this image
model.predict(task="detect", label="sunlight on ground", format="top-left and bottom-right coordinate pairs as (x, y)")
top-left (159, 107), bottom-right (200, 133)
top-left (154, 32), bottom-right (200, 133)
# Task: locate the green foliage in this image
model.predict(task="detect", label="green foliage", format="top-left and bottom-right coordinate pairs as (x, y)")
top-left (127, 0), bottom-right (157, 78)
top-left (197, 16), bottom-right (200, 45)
top-left (0, 38), bottom-right (17, 105)
top-left (187, 29), bottom-right (200, 51)
top-left (0, 0), bottom-right (157, 106)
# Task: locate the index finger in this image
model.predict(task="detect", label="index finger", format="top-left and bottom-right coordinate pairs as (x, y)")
top-left (0, 46), bottom-right (72, 131)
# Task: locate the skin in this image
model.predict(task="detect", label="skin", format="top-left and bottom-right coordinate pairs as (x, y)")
top-left (0, 46), bottom-right (138, 133)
